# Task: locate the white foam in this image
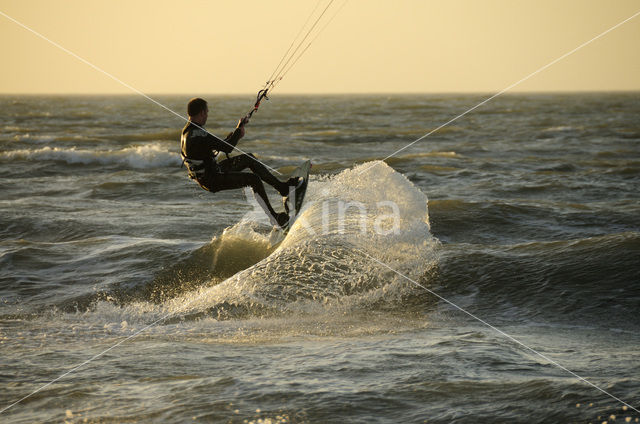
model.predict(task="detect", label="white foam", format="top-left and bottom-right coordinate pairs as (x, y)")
top-left (1, 144), bottom-right (181, 168)
top-left (541, 125), bottom-right (578, 132)
top-left (11, 133), bottom-right (56, 143)
top-left (37, 161), bottom-right (438, 333)
top-left (168, 161), bottom-right (438, 315)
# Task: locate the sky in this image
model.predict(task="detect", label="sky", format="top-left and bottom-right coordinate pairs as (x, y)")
top-left (0, 0), bottom-right (639, 94)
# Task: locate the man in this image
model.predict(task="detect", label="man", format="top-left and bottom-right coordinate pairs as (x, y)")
top-left (180, 97), bottom-right (298, 228)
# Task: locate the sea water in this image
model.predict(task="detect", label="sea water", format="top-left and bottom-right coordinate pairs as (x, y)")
top-left (1, 94), bottom-right (639, 423)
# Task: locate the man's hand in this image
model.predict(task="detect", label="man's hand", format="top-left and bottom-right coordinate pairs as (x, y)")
top-left (236, 117), bottom-right (248, 138)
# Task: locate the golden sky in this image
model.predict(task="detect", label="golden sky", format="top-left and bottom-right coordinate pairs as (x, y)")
top-left (1, 0), bottom-right (639, 94)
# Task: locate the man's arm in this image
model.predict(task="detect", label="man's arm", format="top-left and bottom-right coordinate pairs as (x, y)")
top-left (210, 119), bottom-right (246, 154)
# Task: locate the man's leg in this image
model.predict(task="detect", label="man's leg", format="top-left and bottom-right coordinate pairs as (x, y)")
top-left (210, 172), bottom-right (288, 227)
top-left (218, 154), bottom-right (294, 196)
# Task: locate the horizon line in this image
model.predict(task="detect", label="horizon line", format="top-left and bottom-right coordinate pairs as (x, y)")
top-left (1, 89), bottom-right (639, 97)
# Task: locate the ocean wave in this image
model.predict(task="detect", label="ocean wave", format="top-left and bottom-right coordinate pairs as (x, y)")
top-left (8, 133), bottom-right (56, 143)
top-left (541, 125), bottom-right (580, 132)
top-left (40, 161), bottom-right (437, 331)
top-left (435, 231), bottom-right (640, 326)
top-left (1, 144), bottom-right (181, 169)
top-left (102, 129), bottom-right (180, 142)
top-left (352, 151), bottom-right (460, 168)
top-left (385, 151), bottom-right (460, 165)
top-left (291, 129), bottom-right (341, 137)
top-left (429, 197), bottom-right (640, 245)
top-left (130, 161), bottom-right (439, 319)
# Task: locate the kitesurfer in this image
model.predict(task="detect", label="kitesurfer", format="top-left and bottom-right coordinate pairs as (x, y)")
top-left (180, 97), bottom-right (298, 227)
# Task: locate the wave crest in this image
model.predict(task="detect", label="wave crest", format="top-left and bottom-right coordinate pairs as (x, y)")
top-left (169, 161), bottom-right (438, 317)
top-left (1, 144), bottom-right (181, 168)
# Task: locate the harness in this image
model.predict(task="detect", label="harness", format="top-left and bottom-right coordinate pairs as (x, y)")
top-left (180, 126), bottom-right (217, 180)
top-left (181, 153), bottom-right (206, 180)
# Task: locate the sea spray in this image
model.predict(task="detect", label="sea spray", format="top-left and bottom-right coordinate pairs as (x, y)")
top-left (166, 161), bottom-right (439, 317)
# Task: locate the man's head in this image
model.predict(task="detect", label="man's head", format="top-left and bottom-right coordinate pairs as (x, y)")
top-left (187, 97), bottom-right (208, 125)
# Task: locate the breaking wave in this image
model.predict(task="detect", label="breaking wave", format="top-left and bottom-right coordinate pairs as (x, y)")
top-left (65, 161), bottom-right (438, 325)
top-left (1, 143), bottom-right (181, 169)
top-left (161, 161), bottom-right (437, 318)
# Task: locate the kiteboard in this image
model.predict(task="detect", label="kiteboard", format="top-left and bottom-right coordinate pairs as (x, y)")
top-left (282, 160), bottom-right (311, 232)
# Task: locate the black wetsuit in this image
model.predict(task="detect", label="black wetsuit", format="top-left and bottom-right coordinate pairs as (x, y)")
top-left (180, 121), bottom-right (289, 222)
